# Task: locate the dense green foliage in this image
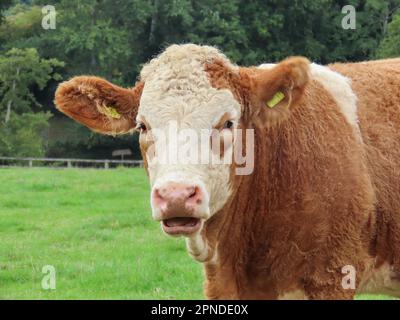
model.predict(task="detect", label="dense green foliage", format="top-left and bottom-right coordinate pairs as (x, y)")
top-left (0, 47), bottom-right (62, 156)
top-left (0, 0), bottom-right (399, 158)
top-left (0, 167), bottom-right (396, 299)
top-left (377, 10), bottom-right (400, 57)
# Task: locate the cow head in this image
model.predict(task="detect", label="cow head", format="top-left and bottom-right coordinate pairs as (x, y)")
top-left (55, 44), bottom-right (309, 237)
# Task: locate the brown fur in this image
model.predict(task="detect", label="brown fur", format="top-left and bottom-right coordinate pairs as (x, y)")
top-left (201, 58), bottom-right (400, 299)
top-left (330, 60), bottom-right (400, 273)
top-left (54, 76), bottom-right (143, 135)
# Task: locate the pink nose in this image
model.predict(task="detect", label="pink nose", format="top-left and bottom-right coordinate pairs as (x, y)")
top-left (152, 182), bottom-right (203, 218)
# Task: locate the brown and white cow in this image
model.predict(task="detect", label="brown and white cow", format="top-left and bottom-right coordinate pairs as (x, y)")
top-left (54, 44), bottom-right (400, 299)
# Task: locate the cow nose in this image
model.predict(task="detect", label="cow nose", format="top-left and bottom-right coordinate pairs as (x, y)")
top-left (152, 182), bottom-right (202, 218)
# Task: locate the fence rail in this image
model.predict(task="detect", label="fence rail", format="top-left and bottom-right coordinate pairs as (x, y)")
top-left (0, 156), bottom-right (144, 169)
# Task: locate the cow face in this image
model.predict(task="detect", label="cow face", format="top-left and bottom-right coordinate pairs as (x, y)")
top-left (54, 44), bottom-right (309, 237)
top-left (136, 45), bottom-right (242, 236)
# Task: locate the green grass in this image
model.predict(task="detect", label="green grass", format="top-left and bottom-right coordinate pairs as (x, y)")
top-left (0, 168), bottom-right (203, 299)
top-left (0, 168), bottom-right (396, 300)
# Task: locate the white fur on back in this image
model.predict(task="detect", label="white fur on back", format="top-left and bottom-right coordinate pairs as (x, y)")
top-left (309, 63), bottom-right (360, 135)
top-left (259, 63), bottom-right (361, 138)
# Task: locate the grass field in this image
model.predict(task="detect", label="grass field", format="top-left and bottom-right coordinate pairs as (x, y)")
top-left (0, 168), bottom-right (396, 300)
top-left (0, 167), bottom-right (203, 299)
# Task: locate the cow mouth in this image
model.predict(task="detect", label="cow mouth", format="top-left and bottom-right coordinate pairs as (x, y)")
top-left (161, 217), bottom-right (201, 235)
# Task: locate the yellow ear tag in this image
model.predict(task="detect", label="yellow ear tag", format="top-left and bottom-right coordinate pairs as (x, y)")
top-left (266, 91), bottom-right (285, 108)
top-left (103, 106), bottom-right (121, 119)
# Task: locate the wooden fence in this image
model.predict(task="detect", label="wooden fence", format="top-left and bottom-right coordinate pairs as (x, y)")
top-left (0, 156), bottom-right (144, 169)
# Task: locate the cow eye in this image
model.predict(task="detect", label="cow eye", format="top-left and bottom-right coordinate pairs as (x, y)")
top-left (223, 120), bottom-right (234, 130)
top-left (136, 122), bottom-right (147, 133)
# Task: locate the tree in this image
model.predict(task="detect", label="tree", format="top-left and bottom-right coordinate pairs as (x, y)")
top-left (376, 11), bottom-right (400, 58)
top-left (0, 48), bottom-right (64, 156)
top-left (0, 4), bottom-right (43, 49)
top-left (30, 0), bottom-right (152, 85)
top-left (0, 112), bottom-right (51, 157)
top-left (0, 48), bottom-right (64, 122)
top-left (0, 0), bottom-right (12, 24)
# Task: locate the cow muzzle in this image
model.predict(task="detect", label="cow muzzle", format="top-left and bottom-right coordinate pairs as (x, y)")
top-left (151, 181), bottom-right (209, 236)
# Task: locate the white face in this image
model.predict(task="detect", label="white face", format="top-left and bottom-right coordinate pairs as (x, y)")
top-left (137, 44), bottom-right (241, 237)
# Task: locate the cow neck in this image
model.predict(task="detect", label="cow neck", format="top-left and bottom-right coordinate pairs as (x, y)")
top-left (204, 100), bottom-right (317, 276)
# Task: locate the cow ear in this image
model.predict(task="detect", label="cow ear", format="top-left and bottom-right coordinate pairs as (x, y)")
top-left (54, 76), bottom-right (144, 135)
top-left (243, 57), bottom-right (310, 127)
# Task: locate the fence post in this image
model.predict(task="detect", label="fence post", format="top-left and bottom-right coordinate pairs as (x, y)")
top-left (67, 161), bottom-right (72, 168)
top-left (29, 160), bottom-right (33, 168)
top-left (105, 161), bottom-right (109, 169)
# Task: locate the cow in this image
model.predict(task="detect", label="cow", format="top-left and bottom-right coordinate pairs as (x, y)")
top-left (54, 44), bottom-right (400, 299)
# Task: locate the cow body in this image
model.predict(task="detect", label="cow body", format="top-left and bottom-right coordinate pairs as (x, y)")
top-left (55, 44), bottom-right (400, 299)
top-left (200, 59), bottom-right (400, 299)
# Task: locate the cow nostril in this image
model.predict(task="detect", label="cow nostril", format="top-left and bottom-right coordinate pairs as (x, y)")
top-left (188, 187), bottom-right (197, 198)
top-left (187, 186), bottom-right (202, 205)
top-left (153, 188), bottom-right (165, 203)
